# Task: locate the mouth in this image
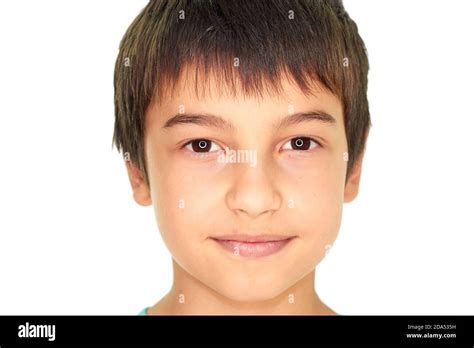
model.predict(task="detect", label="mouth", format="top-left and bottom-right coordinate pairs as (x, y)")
top-left (209, 234), bottom-right (297, 258)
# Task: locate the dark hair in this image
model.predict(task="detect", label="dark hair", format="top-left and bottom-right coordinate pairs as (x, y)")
top-left (113, 0), bottom-right (371, 185)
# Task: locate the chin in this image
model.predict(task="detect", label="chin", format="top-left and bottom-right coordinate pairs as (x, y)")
top-left (215, 274), bottom-right (290, 303)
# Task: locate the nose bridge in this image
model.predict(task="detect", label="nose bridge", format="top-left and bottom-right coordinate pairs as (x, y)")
top-left (225, 153), bottom-right (282, 219)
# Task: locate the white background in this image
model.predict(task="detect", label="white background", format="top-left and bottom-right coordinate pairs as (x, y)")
top-left (0, 0), bottom-right (473, 315)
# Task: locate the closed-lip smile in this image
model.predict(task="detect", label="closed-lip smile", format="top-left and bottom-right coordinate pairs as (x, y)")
top-left (210, 234), bottom-right (297, 258)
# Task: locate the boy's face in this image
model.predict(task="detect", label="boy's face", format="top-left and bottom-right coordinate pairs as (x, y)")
top-left (128, 70), bottom-right (364, 302)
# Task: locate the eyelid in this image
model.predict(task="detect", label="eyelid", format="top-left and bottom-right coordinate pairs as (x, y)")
top-left (179, 136), bottom-right (321, 158)
top-left (181, 138), bottom-right (225, 157)
top-left (280, 136), bottom-right (321, 151)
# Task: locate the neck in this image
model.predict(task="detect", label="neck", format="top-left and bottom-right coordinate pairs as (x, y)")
top-left (148, 259), bottom-right (336, 315)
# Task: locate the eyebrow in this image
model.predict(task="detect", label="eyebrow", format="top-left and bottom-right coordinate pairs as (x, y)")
top-left (274, 110), bottom-right (337, 129)
top-left (162, 113), bottom-right (234, 130)
top-left (162, 110), bottom-right (337, 130)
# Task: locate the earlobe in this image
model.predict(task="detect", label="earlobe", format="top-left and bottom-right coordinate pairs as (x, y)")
top-left (125, 160), bottom-right (152, 206)
top-left (344, 153), bottom-right (364, 203)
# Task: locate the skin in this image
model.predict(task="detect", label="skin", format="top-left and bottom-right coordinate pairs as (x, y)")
top-left (125, 69), bottom-right (366, 315)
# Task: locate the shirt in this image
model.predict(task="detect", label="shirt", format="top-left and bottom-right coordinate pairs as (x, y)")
top-left (138, 307), bottom-right (149, 315)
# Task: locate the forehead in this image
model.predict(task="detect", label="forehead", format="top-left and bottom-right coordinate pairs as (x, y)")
top-left (148, 65), bottom-right (344, 126)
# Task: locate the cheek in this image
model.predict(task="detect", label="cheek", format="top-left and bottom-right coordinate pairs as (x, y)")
top-left (284, 158), bottom-right (345, 260)
top-left (148, 162), bottom-right (221, 259)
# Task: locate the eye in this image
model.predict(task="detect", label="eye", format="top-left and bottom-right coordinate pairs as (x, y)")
top-left (281, 137), bottom-right (320, 151)
top-left (183, 138), bottom-right (223, 154)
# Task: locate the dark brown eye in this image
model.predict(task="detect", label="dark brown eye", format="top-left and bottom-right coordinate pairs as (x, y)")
top-left (184, 139), bottom-right (222, 153)
top-left (282, 137), bottom-right (319, 151)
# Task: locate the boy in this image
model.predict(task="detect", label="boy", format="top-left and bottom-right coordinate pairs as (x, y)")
top-left (113, 0), bottom-right (371, 315)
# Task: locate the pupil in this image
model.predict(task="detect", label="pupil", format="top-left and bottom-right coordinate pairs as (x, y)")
top-left (193, 139), bottom-right (211, 152)
top-left (292, 137), bottom-right (309, 150)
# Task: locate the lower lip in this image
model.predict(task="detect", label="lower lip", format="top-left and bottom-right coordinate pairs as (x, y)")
top-left (211, 237), bottom-right (295, 258)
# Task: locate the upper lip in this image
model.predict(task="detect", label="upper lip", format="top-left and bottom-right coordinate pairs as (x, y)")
top-left (210, 234), bottom-right (296, 243)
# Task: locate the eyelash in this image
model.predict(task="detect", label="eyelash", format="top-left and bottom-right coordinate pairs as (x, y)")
top-left (181, 137), bottom-right (321, 156)
top-left (182, 139), bottom-right (224, 158)
top-left (280, 137), bottom-right (321, 152)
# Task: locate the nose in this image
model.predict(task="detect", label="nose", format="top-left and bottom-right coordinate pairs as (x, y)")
top-left (225, 159), bottom-right (282, 220)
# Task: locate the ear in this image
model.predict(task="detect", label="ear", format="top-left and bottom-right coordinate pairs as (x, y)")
top-left (344, 152), bottom-right (365, 203)
top-left (344, 127), bottom-right (370, 203)
top-left (125, 160), bottom-right (152, 206)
